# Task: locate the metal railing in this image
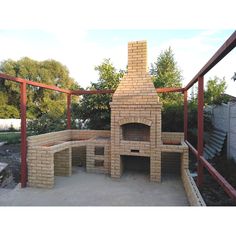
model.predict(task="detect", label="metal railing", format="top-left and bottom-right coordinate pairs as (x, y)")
top-left (183, 30), bottom-right (236, 202)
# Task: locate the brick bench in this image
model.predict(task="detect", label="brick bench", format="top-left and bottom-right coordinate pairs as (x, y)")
top-left (27, 142), bottom-right (73, 188)
top-left (27, 130), bottom-right (110, 188)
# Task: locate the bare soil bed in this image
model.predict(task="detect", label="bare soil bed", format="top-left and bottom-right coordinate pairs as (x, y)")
top-left (0, 143), bottom-right (20, 188)
top-left (189, 153), bottom-right (236, 206)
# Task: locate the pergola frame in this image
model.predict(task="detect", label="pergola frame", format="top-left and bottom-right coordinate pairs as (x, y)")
top-left (0, 31), bottom-right (235, 202)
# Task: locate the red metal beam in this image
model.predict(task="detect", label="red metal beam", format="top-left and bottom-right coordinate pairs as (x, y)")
top-left (185, 140), bottom-right (236, 202)
top-left (1, 72), bottom-right (185, 95)
top-left (184, 90), bottom-right (188, 140)
top-left (0, 73), bottom-right (25, 83)
top-left (72, 89), bottom-right (114, 95)
top-left (72, 87), bottom-right (184, 95)
top-left (20, 81), bottom-right (27, 188)
top-left (197, 76), bottom-right (204, 187)
top-left (0, 73), bottom-right (71, 94)
top-left (185, 30), bottom-right (236, 91)
top-left (156, 87), bottom-right (184, 93)
top-left (67, 94), bottom-right (71, 129)
top-left (185, 140), bottom-right (198, 156)
top-left (27, 80), bottom-right (71, 94)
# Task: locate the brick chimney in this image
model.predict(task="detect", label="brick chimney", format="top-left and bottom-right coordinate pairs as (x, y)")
top-left (128, 40), bottom-right (148, 74)
top-left (112, 41), bottom-right (160, 105)
top-left (110, 40), bottom-right (162, 182)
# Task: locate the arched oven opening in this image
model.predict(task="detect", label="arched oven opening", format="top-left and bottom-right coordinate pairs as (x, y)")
top-left (121, 123), bottom-right (150, 142)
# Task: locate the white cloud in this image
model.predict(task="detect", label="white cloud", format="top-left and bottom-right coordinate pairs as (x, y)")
top-left (0, 29), bottom-right (235, 96)
top-left (0, 0), bottom-right (235, 29)
top-left (0, 29), bottom-right (127, 88)
top-left (148, 31), bottom-right (236, 96)
top-left (0, 1), bottom-right (235, 96)
top-left (48, 30), bottom-right (127, 88)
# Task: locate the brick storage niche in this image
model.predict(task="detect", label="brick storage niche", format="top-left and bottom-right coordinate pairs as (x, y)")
top-left (27, 41), bottom-right (191, 194)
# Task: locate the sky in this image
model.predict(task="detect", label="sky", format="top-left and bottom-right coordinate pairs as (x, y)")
top-left (0, 29), bottom-right (235, 96)
top-left (0, 0), bottom-right (235, 98)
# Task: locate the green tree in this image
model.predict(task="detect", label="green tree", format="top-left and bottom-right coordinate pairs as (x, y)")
top-left (204, 76), bottom-right (228, 105)
top-left (74, 59), bottom-right (124, 129)
top-left (0, 91), bottom-right (20, 118)
top-left (94, 59), bottom-right (123, 90)
top-left (150, 47), bottom-right (183, 131)
top-left (27, 112), bottom-right (67, 134)
top-left (231, 72), bottom-right (236, 81)
top-left (150, 47), bottom-right (182, 104)
top-left (0, 57), bottom-right (79, 120)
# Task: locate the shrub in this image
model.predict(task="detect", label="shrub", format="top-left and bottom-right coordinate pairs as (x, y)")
top-left (27, 113), bottom-right (66, 135)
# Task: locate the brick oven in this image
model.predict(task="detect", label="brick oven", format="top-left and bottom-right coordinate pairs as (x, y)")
top-left (27, 40), bottom-right (189, 189)
top-left (110, 41), bottom-right (162, 182)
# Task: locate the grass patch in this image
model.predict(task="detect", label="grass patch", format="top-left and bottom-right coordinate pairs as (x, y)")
top-left (0, 132), bottom-right (21, 144)
top-left (0, 131), bottom-right (34, 144)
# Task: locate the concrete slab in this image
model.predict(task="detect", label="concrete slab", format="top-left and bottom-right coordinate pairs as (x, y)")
top-left (0, 167), bottom-right (189, 206)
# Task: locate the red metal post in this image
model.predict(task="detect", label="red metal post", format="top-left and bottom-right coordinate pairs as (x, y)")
top-left (20, 81), bottom-right (27, 188)
top-left (67, 93), bottom-right (71, 129)
top-left (197, 76), bottom-right (204, 187)
top-left (184, 89), bottom-right (188, 140)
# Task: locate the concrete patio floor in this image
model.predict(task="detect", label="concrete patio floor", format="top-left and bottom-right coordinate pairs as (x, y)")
top-left (0, 167), bottom-right (189, 206)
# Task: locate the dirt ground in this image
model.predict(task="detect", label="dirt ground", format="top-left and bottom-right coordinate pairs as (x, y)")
top-left (0, 143), bottom-right (20, 187)
top-left (189, 153), bottom-right (236, 206)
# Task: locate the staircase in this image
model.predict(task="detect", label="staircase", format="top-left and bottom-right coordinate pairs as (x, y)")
top-left (203, 128), bottom-right (227, 160)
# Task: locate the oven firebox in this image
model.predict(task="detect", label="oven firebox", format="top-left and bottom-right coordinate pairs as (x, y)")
top-left (27, 40), bottom-right (189, 190)
top-left (121, 123), bottom-right (150, 142)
